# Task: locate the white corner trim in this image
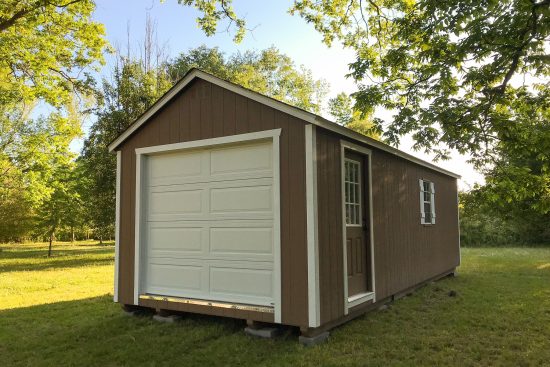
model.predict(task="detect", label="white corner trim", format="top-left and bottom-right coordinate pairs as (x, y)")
top-left (108, 69), bottom-right (460, 179)
top-left (457, 185), bottom-right (462, 266)
top-left (305, 125), bottom-right (320, 328)
top-left (340, 143), bottom-right (349, 315)
top-left (114, 150), bottom-right (121, 303)
top-left (132, 129), bottom-right (282, 321)
top-left (134, 153), bottom-right (143, 306)
top-left (341, 140), bottom-right (377, 315)
top-left (272, 133), bottom-right (282, 324)
top-left (367, 152), bottom-right (376, 303)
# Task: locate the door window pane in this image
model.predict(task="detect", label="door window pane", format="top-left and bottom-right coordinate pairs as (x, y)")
top-left (344, 159), bottom-right (361, 225)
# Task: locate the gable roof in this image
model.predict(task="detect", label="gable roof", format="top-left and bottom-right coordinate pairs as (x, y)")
top-left (108, 68), bottom-right (460, 179)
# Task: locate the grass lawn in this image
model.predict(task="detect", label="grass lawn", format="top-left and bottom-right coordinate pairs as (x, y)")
top-left (1, 243), bottom-right (549, 366)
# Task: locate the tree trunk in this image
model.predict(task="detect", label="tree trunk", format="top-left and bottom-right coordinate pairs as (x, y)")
top-left (99, 235), bottom-right (103, 245)
top-left (48, 233), bottom-right (53, 257)
top-left (71, 227), bottom-right (75, 243)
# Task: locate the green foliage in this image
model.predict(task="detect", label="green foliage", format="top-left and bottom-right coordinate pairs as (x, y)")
top-left (460, 190), bottom-right (550, 246)
top-left (289, 0), bottom-right (550, 217)
top-left (0, 0), bottom-right (107, 242)
top-left (168, 45), bottom-right (329, 114)
top-left (291, 0), bottom-right (550, 157)
top-left (328, 92), bottom-right (381, 138)
top-left (0, 0), bottom-right (108, 108)
top-left (0, 111), bottom-right (81, 242)
top-left (80, 57), bottom-right (172, 241)
top-left (170, 0), bottom-right (246, 43)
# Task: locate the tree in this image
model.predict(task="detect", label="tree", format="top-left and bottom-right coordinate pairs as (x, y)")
top-left (0, 0), bottom-right (107, 242)
top-left (328, 92), bottom-right (380, 139)
top-left (0, 0), bottom-right (108, 108)
top-left (0, 109), bottom-right (81, 242)
top-left (290, 0), bottom-right (550, 159)
top-left (80, 54), bottom-right (172, 242)
top-left (171, 0), bottom-right (247, 43)
top-left (290, 0), bottom-right (550, 221)
top-left (35, 163), bottom-right (80, 256)
top-left (168, 46), bottom-right (329, 114)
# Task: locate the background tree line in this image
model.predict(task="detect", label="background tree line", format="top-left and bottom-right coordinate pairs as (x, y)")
top-left (0, 4), bottom-right (373, 245)
top-left (1, 0), bottom-right (548, 247)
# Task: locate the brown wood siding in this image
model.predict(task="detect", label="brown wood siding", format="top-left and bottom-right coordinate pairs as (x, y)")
top-left (316, 128), bottom-right (460, 325)
top-left (316, 131), bottom-right (345, 324)
top-left (117, 79), bottom-right (309, 327)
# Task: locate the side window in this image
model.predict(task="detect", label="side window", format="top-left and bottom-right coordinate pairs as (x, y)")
top-left (419, 179), bottom-right (435, 224)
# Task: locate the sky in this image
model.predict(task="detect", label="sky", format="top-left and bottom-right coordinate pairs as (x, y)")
top-left (89, 0), bottom-right (483, 189)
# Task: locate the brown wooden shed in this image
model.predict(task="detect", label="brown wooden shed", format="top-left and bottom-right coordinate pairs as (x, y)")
top-left (109, 69), bottom-right (460, 341)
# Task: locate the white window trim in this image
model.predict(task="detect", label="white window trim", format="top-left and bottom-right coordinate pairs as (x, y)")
top-left (419, 179), bottom-right (436, 225)
top-left (114, 150), bottom-right (121, 303)
top-left (133, 129), bottom-right (282, 323)
top-left (305, 124), bottom-right (320, 327)
top-left (340, 140), bottom-right (376, 315)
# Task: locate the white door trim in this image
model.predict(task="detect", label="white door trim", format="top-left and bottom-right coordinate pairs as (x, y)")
top-left (305, 124), bottom-right (320, 327)
top-left (114, 150), bottom-right (121, 303)
top-left (133, 129), bottom-right (282, 323)
top-left (340, 140), bottom-right (376, 315)
top-left (135, 129), bottom-right (281, 155)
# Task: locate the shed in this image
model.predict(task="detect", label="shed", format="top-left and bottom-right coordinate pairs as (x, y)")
top-left (109, 68), bottom-right (460, 340)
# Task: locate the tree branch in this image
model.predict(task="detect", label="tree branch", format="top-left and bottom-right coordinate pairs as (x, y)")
top-left (0, 0), bottom-right (84, 32)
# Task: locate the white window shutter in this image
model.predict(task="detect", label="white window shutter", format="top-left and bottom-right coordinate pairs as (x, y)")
top-left (430, 182), bottom-right (436, 224)
top-left (419, 179), bottom-right (425, 223)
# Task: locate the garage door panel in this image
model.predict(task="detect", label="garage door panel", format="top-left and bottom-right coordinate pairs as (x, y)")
top-left (147, 226), bottom-right (204, 253)
top-left (210, 267), bottom-right (273, 301)
top-left (210, 141), bottom-right (272, 175)
top-left (146, 263), bottom-right (205, 292)
top-left (210, 227), bottom-right (273, 257)
top-left (147, 150), bottom-right (204, 185)
top-left (210, 185), bottom-right (272, 213)
top-left (148, 189), bottom-right (204, 215)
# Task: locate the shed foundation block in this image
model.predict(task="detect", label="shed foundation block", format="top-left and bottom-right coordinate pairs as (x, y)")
top-left (153, 309), bottom-right (182, 323)
top-left (244, 326), bottom-right (280, 339)
top-left (299, 331), bottom-right (330, 346)
top-left (122, 304), bottom-right (142, 316)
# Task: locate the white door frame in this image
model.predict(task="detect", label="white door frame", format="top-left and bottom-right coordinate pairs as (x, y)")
top-left (133, 129), bottom-right (282, 323)
top-left (340, 140), bottom-right (376, 315)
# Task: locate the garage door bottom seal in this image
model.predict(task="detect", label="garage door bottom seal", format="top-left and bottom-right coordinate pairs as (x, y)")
top-left (139, 294), bottom-right (275, 314)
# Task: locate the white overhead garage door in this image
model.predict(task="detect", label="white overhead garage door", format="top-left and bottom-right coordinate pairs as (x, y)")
top-left (139, 138), bottom-right (277, 308)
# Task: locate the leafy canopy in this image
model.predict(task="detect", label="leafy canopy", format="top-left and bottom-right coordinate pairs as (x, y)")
top-left (328, 92), bottom-right (381, 138)
top-left (168, 45), bottom-right (329, 115)
top-left (290, 0), bottom-right (550, 162)
top-left (0, 0), bottom-right (108, 108)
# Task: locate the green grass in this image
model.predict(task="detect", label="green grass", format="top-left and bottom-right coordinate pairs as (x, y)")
top-left (1, 243), bottom-right (549, 366)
